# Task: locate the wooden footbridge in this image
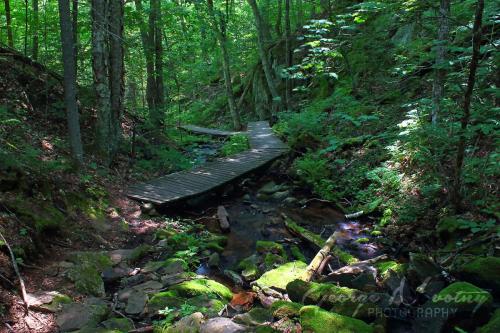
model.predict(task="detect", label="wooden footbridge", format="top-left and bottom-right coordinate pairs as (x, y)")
top-left (127, 121), bottom-right (288, 204)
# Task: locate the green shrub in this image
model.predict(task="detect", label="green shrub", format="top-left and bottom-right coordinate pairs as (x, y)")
top-left (220, 134), bottom-right (249, 156)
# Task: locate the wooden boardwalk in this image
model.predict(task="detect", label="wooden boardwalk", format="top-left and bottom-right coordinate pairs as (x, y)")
top-left (127, 121), bottom-right (288, 204)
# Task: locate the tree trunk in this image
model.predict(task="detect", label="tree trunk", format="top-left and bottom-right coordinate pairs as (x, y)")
top-left (72, 0), bottom-right (78, 76)
top-left (152, 0), bottom-right (165, 108)
top-left (24, 0), bottom-right (28, 55)
top-left (207, 0), bottom-right (241, 130)
top-left (109, 0), bottom-right (125, 157)
top-left (134, 0), bottom-right (157, 117)
top-left (451, 0), bottom-right (484, 211)
top-left (57, 0), bottom-right (84, 165)
top-left (4, 0), bottom-right (13, 48)
top-left (91, 0), bottom-right (112, 162)
top-left (296, 0), bottom-right (304, 27)
top-left (285, 0), bottom-right (292, 110)
top-left (32, 0), bottom-right (39, 59)
top-left (275, 0), bottom-right (282, 36)
top-left (247, 0), bottom-right (282, 116)
top-left (431, 0), bottom-right (450, 125)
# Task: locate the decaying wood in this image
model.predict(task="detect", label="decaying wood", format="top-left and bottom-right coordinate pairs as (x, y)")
top-left (129, 326), bottom-right (154, 333)
top-left (328, 254), bottom-right (388, 276)
top-left (303, 231), bottom-right (339, 282)
top-left (283, 214), bottom-right (323, 248)
top-left (0, 229), bottom-right (29, 313)
top-left (317, 255), bottom-right (332, 276)
top-left (345, 211), bottom-right (364, 219)
top-left (217, 205), bottom-right (230, 232)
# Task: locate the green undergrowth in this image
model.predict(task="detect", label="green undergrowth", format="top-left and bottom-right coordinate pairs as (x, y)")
top-left (220, 134), bottom-right (249, 156)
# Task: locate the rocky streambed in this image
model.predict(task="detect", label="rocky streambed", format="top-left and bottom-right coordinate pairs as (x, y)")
top-left (27, 178), bottom-right (500, 333)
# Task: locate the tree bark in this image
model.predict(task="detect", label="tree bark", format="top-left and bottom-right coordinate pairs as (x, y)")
top-left (451, 0), bottom-right (484, 211)
top-left (134, 0), bottom-right (157, 117)
top-left (91, 0), bottom-right (112, 162)
top-left (207, 0), bottom-right (241, 130)
top-left (32, 0), bottom-right (39, 60)
top-left (72, 0), bottom-right (78, 76)
top-left (109, 0), bottom-right (125, 157)
top-left (4, 0), bottom-right (13, 48)
top-left (285, 0), bottom-right (292, 110)
top-left (152, 0), bottom-right (165, 108)
top-left (57, 0), bottom-right (84, 165)
top-left (275, 0), bottom-right (282, 37)
top-left (247, 0), bottom-right (282, 116)
top-left (431, 0), bottom-right (450, 125)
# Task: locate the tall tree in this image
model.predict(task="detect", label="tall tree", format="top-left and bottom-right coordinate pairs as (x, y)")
top-left (151, 0), bottom-right (165, 110)
top-left (91, 0), bottom-right (112, 162)
top-left (134, 0), bottom-right (156, 115)
top-left (57, 0), bottom-right (84, 165)
top-left (451, 0), bottom-right (484, 210)
top-left (207, 0), bottom-right (241, 130)
top-left (431, 0), bottom-right (450, 125)
top-left (247, 0), bottom-right (282, 115)
top-left (3, 0), bottom-right (13, 48)
top-left (109, 0), bottom-right (125, 155)
top-left (284, 0), bottom-right (292, 109)
top-left (72, 0), bottom-right (79, 76)
top-left (32, 0), bottom-right (39, 59)
top-left (275, 0), bottom-right (282, 36)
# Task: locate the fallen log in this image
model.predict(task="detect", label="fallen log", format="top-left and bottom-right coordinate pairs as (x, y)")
top-left (303, 232), bottom-right (339, 282)
top-left (328, 254), bottom-right (388, 276)
top-left (282, 214), bottom-right (359, 265)
top-left (217, 206), bottom-right (231, 232)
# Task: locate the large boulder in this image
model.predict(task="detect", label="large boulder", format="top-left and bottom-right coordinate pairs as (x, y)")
top-left (456, 256), bottom-right (500, 295)
top-left (299, 306), bottom-right (374, 333)
top-left (166, 312), bottom-right (205, 333)
top-left (56, 298), bottom-right (109, 332)
top-left (253, 261), bottom-right (307, 291)
top-left (286, 279), bottom-right (390, 320)
top-left (169, 279), bottom-right (233, 300)
top-left (413, 281), bottom-right (493, 333)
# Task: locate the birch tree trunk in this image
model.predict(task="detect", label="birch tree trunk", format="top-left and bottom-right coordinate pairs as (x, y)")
top-left (247, 0), bottom-right (282, 116)
top-left (431, 0), bottom-right (450, 125)
top-left (57, 0), bottom-right (84, 165)
top-left (91, 0), bottom-right (112, 162)
top-left (207, 0), bottom-right (241, 130)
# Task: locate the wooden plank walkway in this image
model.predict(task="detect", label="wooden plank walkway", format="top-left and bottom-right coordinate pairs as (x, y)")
top-left (179, 124), bottom-right (240, 137)
top-left (127, 121), bottom-right (288, 204)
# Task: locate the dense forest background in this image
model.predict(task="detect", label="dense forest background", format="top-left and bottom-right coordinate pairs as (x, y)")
top-left (0, 0), bottom-right (499, 332)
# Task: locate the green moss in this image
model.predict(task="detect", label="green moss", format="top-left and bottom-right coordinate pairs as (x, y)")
top-left (68, 265), bottom-right (105, 297)
top-left (129, 244), bottom-right (152, 263)
top-left (477, 309), bottom-right (500, 333)
top-left (67, 251), bottom-right (112, 271)
top-left (332, 248), bottom-right (359, 265)
top-left (270, 300), bottom-right (303, 319)
top-left (38, 294), bottom-right (72, 312)
top-left (370, 230), bottom-right (382, 236)
top-left (290, 245), bottom-right (307, 262)
top-left (300, 306), bottom-right (374, 333)
top-left (205, 242), bottom-right (224, 252)
top-left (254, 261), bottom-right (307, 291)
top-left (264, 253), bottom-right (286, 270)
top-left (432, 282), bottom-right (492, 311)
top-left (378, 208), bottom-right (392, 227)
top-left (256, 241), bottom-right (286, 257)
top-left (355, 237), bottom-right (370, 244)
top-left (436, 216), bottom-right (460, 237)
top-left (286, 280), bottom-right (383, 320)
top-left (375, 261), bottom-right (407, 279)
top-left (283, 219), bottom-right (324, 248)
top-left (101, 317), bottom-right (134, 332)
top-left (148, 290), bottom-right (184, 313)
top-left (459, 257), bottom-right (500, 292)
top-left (169, 279), bottom-right (232, 300)
top-left (7, 197), bottom-right (65, 232)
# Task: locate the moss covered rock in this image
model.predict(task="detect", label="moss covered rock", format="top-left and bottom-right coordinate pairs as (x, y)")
top-left (101, 317), bottom-right (134, 331)
top-left (458, 257), bottom-right (500, 295)
top-left (256, 241), bottom-right (286, 257)
top-left (287, 279), bottom-right (388, 320)
top-left (477, 309), bottom-right (500, 333)
top-left (233, 307), bottom-right (273, 326)
top-left (290, 245), bottom-right (307, 262)
top-left (254, 261), bottom-right (307, 291)
top-left (375, 261), bottom-right (407, 280)
top-left (169, 279), bottom-right (232, 300)
top-left (299, 306), bottom-right (374, 333)
top-left (431, 281), bottom-right (492, 311)
top-left (270, 300), bottom-right (303, 319)
top-left (66, 251), bottom-right (112, 297)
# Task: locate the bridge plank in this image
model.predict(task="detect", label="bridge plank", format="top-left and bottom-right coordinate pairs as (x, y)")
top-left (127, 121), bottom-right (288, 204)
